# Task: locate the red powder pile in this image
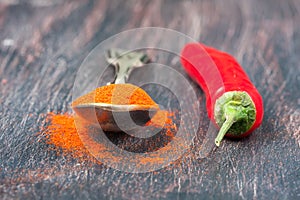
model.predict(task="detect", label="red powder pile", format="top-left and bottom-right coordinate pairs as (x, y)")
top-left (72, 84), bottom-right (158, 107)
top-left (41, 110), bottom-right (176, 164)
top-left (42, 112), bottom-right (99, 163)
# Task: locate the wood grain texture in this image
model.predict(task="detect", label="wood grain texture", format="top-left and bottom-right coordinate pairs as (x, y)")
top-left (0, 0), bottom-right (299, 199)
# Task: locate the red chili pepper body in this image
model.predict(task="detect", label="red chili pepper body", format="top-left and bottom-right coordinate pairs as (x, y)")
top-left (180, 43), bottom-right (263, 146)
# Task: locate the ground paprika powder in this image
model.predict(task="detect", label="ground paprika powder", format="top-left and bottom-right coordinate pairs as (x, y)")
top-left (41, 83), bottom-right (177, 165)
top-left (72, 84), bottom-right (158, 107)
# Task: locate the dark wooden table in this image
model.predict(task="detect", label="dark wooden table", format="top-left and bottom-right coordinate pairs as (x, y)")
top-left (0, 0), bottom-right (299, 199)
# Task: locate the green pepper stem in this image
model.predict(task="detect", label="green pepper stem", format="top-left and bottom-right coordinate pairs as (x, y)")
top-left (215, 116), bottom-right (236, 147)
top-left (214, 91), bottom-right (256, 147)
top-left (214, 98), bottom-right (249, 146)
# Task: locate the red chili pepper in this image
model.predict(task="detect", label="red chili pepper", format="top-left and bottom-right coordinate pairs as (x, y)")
top-left (180, 43), bottom-right (264, 146)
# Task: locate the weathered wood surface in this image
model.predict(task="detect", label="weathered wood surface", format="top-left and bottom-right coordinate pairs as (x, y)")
top-left (0, 0), bottom-right (299, 199)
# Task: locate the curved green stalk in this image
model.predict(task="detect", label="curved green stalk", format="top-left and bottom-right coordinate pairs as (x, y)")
top-left (214, 91), bottom-right (256, 147)
top-left (215, 116), bottom-right (236, 146)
